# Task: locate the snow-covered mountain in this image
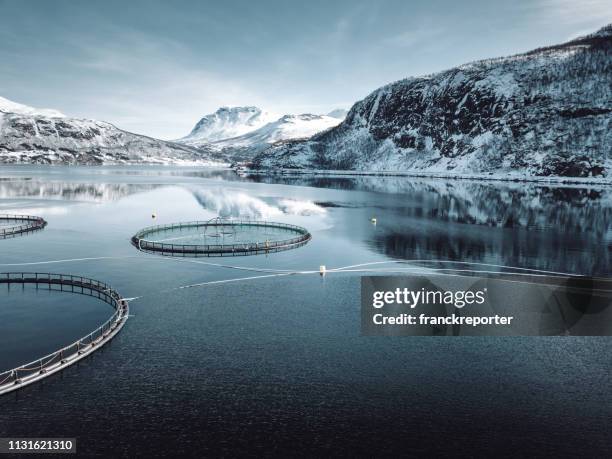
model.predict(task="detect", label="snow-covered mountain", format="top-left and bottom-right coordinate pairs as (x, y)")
top-left (0, 97), bottom-right (220, 165)
top-left (177, 107), bottom-right (344, 162)
top-left (0, 96), bottom-right (65, 118)
top-left (251, 25), bottom-right (612, 178)
top-left (211, 113), bottom-right (342, 159)
top-left (326, 109), bottom-right (348, 119)
top-left (179, 106), bottom-right (279, 147)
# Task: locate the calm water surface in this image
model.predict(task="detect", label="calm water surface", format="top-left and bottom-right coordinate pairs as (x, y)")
top-left (0, 166), bottom-right (611, 457)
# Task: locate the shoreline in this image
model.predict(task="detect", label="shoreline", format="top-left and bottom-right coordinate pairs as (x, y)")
top-left (241, 168), bottom-right (612, 186)
top-left (1, 163), bottom-right (611, 187)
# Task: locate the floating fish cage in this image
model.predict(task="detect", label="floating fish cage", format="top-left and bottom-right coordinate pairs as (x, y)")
top-left (0, 214), bottom-right (47, 239)
top-left (0, 272), bottom-right (129, 396)
top-left (131, 217), bottom-right (312, 257)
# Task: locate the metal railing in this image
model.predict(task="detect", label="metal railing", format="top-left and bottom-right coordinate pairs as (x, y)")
top-left (131, 220), bottom-right (312, 257)
top-left (0, 214), bottom-right (47, 239)
top-left (0, 273), bottom-right (129, 396)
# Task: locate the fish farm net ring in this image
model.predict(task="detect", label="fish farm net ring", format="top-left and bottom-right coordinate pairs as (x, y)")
top-left (131, 218), bottom-right (312, 257)
top-left (0, 272), bottom-right (129, 396)
top-left (0, 214), bottom-right (47, 239)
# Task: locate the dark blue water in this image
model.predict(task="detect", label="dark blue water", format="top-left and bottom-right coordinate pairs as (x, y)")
top-left (0, 166), bottom-right (611, 457)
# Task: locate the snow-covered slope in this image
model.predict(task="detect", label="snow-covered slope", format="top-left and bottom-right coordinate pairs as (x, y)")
top-left (0, 96), bottom-right (65, 118)
top-left (0, 97), bottom-right (220, 165)
top-left (212, 113), bottom-right (342, 157)
top-left (327, 109), bottom-right (348, 119)
top-left (251, 25), bottom-right (612, 178)
top-left (177, 107), bottom-right (343, 162)
top-left (179, 106), bottom-right (278, 146)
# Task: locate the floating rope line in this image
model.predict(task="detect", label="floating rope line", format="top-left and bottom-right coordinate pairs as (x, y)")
top-left (125, 265), bottom-right (603, 303)
top-left (325, 260), bottom-right (585, 277)
top-left (0, 254), bottom-right (300, 274)
top-left (0, 256), bottom-right (594, 303)
top-left (167, 272), bottom-right (298, 292)
top-left (1, 254), bottom-right (598, 304)
top-left (332, 267), bottom-right (574, 278)
top-left (0, 256), bottom-right (140, 267)
top-left (0, 256), bottom-right (588, 277)
top-left (126, 272), bottom-right (302, 302)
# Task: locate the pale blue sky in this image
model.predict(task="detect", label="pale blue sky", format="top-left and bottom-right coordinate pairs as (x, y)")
top-left (0, 0), bottom-right (610, 139)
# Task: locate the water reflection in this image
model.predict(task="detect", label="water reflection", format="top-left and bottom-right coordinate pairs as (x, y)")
top-left (372, 229), bottom-right (610, 276)
top-left (363, 183), bottom-right (611, 275)
top-left (0, 169), bottom-right (609, 276)
top-left (246, 175), bottom-right (612, 234)
top-left (242, 174), bottom-right (612, 275)
top-left (0, 178), bottom-right (160, 202)
top-left (192, 188), bottom-right (327, 218)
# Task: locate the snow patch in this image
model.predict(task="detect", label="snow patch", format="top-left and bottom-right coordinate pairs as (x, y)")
top-left (0, 96), bottom-right (65, 118)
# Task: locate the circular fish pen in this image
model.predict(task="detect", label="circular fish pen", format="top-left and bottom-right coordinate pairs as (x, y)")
top-left (0, 214), bottom-right (47, 239)
top-left (131, 217), bottom-right (312, 257)
top-left (0, 273), bottom-right (129, 396)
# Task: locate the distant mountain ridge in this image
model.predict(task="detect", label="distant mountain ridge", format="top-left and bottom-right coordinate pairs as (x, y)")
top-left (250, 25), bottom-right (612, 178)
top-left (176, 106), bottom-right (345, 161)
top-left (209, 113), bottom-right (342, 161)
top-left (215, 114), bottom-right (341, 148)
top-left (0, 96), bottom-right (219, 165)
top-left (179, 106), bottom-right (279, 146)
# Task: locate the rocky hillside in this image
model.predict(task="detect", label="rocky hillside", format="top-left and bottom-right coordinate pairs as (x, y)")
top-left (251, 25), bottom-right (611, 178)
top-left (0, 98), bottom-right (219, 165)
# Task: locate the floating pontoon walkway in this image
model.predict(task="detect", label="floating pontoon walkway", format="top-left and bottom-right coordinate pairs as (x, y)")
top-left (131, 219), bottom-right (312, 257)
top-left (0, 214), bottom-right (47, 239)
top-left (0, 273), bottom-right (129, 396)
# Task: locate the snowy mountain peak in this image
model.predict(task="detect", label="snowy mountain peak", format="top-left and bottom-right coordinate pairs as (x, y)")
top-left (211, 113), bottom-right (342, 152)
top-left (327, 109), bottom-right (348, 119)
top-left (181, 106), bottom-right (278, 145)
top-left (278, 113), bottom-right (326, 122)
top-left (0, 96), bottom-right (65, 118)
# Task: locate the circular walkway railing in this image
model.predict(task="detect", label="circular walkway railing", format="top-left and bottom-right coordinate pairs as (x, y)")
top-left (0, 273), bottom-right (129, 396)
top-left (131, 219), bottom-right (312, 257)
top-left (0, 214), bottom-right (47, 239)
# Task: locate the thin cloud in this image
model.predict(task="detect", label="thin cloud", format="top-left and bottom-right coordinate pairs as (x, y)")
top-left (383, 26), bottom-right (445, 48)
top-left (527, 0), bottom-right (612, 27)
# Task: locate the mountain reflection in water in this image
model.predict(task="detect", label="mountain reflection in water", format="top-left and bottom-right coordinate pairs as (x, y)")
top-left (0, 179), bottom-right (160, 202)
top-left (243, 174), bottom-right (612, 276)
